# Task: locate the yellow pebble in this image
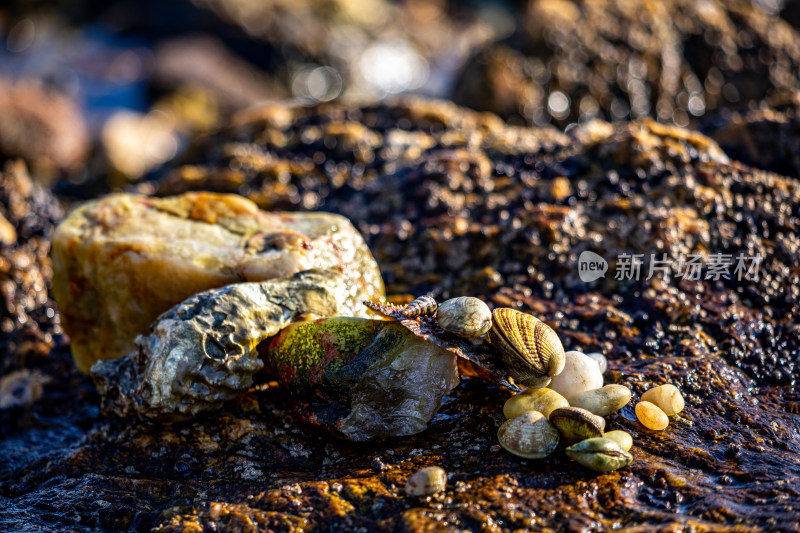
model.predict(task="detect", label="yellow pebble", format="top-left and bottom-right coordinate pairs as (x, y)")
top-left (503, 388), bottom-right (569, 420)
top-left (635, 401), bottom-right (669, 430)
top-left (641, 384), bottom-right (685, 416)
top-left (603, 430), bottom-right (633, 451)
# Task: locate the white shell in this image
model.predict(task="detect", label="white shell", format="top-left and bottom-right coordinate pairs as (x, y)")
top-left (585, 352), bottom-right (608, 373)
top-left (547, 350), bottom-right (603, 401)
top-left (405, 466), bottom-right (447, 496)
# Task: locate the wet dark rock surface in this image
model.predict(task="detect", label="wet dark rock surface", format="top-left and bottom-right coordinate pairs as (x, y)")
top-left (2, 99), bottom-right (800, 531)
top-left (0, 160), bottom-right (63, 374)
top-left (705, 97), bottom-right (800, 178)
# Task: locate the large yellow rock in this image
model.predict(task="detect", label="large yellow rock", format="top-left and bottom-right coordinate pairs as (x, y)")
top-left (52, 192), bottom-right (384, 373)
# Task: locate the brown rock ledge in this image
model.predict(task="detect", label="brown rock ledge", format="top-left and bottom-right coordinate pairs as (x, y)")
top-left (1, 99), bottom-right (798, 531)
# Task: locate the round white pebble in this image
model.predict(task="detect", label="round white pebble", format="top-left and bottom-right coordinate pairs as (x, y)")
top-left (548, 350), bottom-right (604, 401)
top-left (585, 352), bottom-right (608, 373)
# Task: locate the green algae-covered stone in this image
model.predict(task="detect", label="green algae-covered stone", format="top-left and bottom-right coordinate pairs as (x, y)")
top-left (263, 317), bottom-right (460, 440)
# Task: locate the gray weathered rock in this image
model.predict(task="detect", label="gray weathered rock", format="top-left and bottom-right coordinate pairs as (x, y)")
top-left (91, 269), bottom-right (346, 421)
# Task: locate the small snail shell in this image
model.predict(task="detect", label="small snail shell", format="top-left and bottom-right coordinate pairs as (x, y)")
top-left (402, 295), bottom-right (438, 317)
top-left (436, 297), bottom-right (492, 337)
top-left (488, 308), bottom-right (566, 387)
top-left (405, 466), bottom-right (447, 496)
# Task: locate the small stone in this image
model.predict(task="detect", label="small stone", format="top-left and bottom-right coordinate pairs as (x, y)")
top-left (503, 388), bottom-right (568, 419)
top-left (569, 384), bottom-right (632, 416)
top-left (603, 430), bottom-right (633, 452)
top-left (636, 401), bottom-right (669, 430)
top-left (548, 350), bottom-right (603, 400)
top-left (0, 79), bottom-right (90, 177)
top-left (0, 212), bottom-right (16, 245)
top-left (102, 110), bottom-right (181, 179)
top-left (371, 457), bottom-right (389, 472)
top-left (585, 352), bottom-right (607, 373)
top-left (0, 370), bottom-right (50, 409)
top-left (405, 466), bottom-right (447, 496)
top-left (265, 317), bottom-right (460, 441)
top-left (641, 384), bottom-right (685, 416)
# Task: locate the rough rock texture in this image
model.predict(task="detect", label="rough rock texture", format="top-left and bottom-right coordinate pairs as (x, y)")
top-left (51, 192), bottom-right (384, 372)
top-left (2, 99), bottom-right (800, 531)
top-left (705, 95), bottom-right (800, 177)
top-left (452, 0), bottom-right (800, 128)
top-left (0, 160), bottom-right (63, 373)
top-left (92, 269), bottom-right (351, 421)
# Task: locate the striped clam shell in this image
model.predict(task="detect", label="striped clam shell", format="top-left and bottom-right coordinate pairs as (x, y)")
top-left (488, 308), bottom-right (566, 386)
top-left (401, 295), bottom-right (439, 317)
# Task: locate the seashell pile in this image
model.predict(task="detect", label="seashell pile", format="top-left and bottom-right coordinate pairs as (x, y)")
top-left (366, 294), bottom-right (687, 475)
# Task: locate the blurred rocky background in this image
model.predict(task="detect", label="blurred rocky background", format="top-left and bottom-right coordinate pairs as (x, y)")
top-left (2, 0), bottom-right (800, 193)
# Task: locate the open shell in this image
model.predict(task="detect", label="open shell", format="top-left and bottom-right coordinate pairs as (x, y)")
top-left (566, 437), bottom-right (633, 472)
top-left (549, 406), bottom-right (605, 443)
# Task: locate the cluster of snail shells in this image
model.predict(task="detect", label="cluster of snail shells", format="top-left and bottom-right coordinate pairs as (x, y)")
top-left (402, 295), bottom-right (566, 388)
